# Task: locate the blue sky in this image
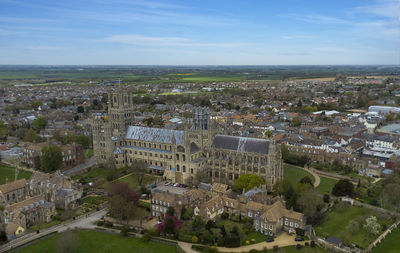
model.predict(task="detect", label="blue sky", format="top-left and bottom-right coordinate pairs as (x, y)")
top-left (0, 0), bottom-right (398, 65)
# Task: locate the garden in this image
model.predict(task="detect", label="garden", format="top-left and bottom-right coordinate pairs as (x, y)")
top-left (0, 163), bottom-right (32, 184)
top-left (315, 203), bottom-right (396, 249)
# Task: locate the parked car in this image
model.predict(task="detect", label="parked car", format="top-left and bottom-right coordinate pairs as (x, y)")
top-left (179, 184), bottom-right (185, 188)
top-left (164, 181), bottom-right (171, 186)
top-left (176, 184), bottom-right (181, 187)
top-left (266, 238), bottom-right (274, 243)
top-left (151, 185), bottom-right (157, 189)
top-left (173, 183), bottom-right (179, 187)
top-left (295, 237), bottom-right (304, 241)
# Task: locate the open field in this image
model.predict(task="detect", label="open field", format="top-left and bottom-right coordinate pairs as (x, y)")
top-left (295, 77), bottom-right (335, 81)
top-left (283, 164), bottom-right (315, 186)
top-left (101, 173), bottom-right (158, 190)
top-left (372, 226), bottom-right (400, 253)
top-left (16, 230), bottom-right (178, 253)
top-left (316, 176), bottom-right (338, 195)
top-left (0, 163), bottom-right (32, 184)
top-left (315, 204), bottom-right (394, 249)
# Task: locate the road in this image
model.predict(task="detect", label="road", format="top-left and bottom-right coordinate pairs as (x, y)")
top-left (0, 209), bottom-right (107, 253)
top-left (64, 157), bottom-right (96, 176)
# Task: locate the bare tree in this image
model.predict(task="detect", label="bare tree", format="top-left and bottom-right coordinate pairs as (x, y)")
top-left (130, 160), bottom-right (148, 187)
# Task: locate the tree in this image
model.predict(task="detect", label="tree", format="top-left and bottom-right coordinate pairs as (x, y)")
top-left (233, 174), bottom-right (265, 192)
top-left (109, 183), bottom-right (139, 223)
top-left (292, 116), bottom-right (302, 127)
top-left (76, 135), bottom-right (91, 149)
top-left (0, 121), bottom-right (7, 141)
top-left (382, 183), bottom-right (400, 209)
top-left (297, 190), bottom-right (323, 218)
top-left (323, 194), bottom-right (330, 203)
top-left (130, 160), bottom-right (148, 187)
top-left (299, 176), bottom-right (313, 186)
top-left (264, 130), bottom-right (273, 137)
top-left (33, 116), bottom-right (47, 131)
top-left (363, 216), bottom-right (381, 235)
top-left (332, 179), bottom-right (354, 197)
top-left (40, 145), bottom-right (63, 172)
top-left (346, 220), bottom-right (360, 233)
top-left (77, 106), bottom-right (84, 113)
top-left (167, 206), bottom-right (175, 216)
top-left (23, 128), bottom-right (40, 143)
top-left (109, 183), bottom-right (139, 204)
top-left (192, 215), bottom-right (205, 230)
top-left (281, 143), bottom-right (289, 161)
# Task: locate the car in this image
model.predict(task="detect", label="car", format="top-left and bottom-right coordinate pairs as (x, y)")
top-left (295, 237), bottom-right (304, 242)
top-left (179, 184), bottom-right (185, 188)
top-left (173, 183), bottom-right (179, 187)
top-left (164, 181), bottom-right (171, 186)
top-left (151, 185), bottom-right (157, 189)
top-left (176, 183), bottom-right (181, 187)
top-left (266, 238), bottom-right (274, 243)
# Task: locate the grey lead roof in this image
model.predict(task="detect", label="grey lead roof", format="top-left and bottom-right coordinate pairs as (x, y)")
top-left (212, 135), bottom-right (270, 154)
top-left (125, 126), bottom-right (184, 144)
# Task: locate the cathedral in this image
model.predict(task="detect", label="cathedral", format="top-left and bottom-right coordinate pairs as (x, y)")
top-left (91, 89), bottom-right (283, 190)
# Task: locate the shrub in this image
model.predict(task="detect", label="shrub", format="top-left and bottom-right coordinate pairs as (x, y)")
top-left (245, 240), bottom-right (250, 245)
top-left (141, 233), bottom-right (151, 242)
top-left (296, 244), bottom-right (303, 249)
top-left (192, 245), bottom-right (205, 251)
top-left (249, 249), bottom-right (258, 253)
top-left (305, 242), bottom-right (309, 246)
top-left (208, 246), bottom-right (219, 253)
top-left (273, 245), bottom-right (279, 252)
top-left (192, 235), bottom-right (199, 243)
top-left (221, 212), bottom-right (229, 220)
top-left (104, 221), bottom-right (113, 228)
top-left (121, 226), bottom-right (129, 236)
top-left (310, 241), bottom-right (315, 248)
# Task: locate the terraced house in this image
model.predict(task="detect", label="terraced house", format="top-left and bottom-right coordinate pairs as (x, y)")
top-left (92, 88), bottom-right (283, 190)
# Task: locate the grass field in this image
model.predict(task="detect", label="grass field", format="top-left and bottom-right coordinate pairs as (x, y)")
top-left (72, 166), bottom-right (108, 181)
top-left (278, 245), bottom-right (328, 253)
top-left (316, 176), bottom-right (338, 195)
top-left (0, 163), bottom-right (32, 184)
top-left (284, 164), bottom-right (315, 186)
top-left (28, 220), bottom-right (61, 232)
top-left (16, 230), bottom-right (178, 253)
top-left (315, 204), bottom-right (393, 249)
top-left (372, 226), bottom-right (400, 253)
top-left (101, 173), bottom-right (158, 190)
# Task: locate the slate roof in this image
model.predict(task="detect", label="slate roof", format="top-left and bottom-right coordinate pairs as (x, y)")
top-left (125, 126), bottom-right (184, 144)
top-left (0, 179), bottom-right (26, 194)
top-left (212, 135), bottom-right (270, 154)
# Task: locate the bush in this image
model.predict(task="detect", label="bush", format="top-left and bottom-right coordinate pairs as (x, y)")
top-left (310, 241), bottom-right (315, 248)
top-left (249, 249), bottom-right (258, 253)
top-left (96, 220), bottom-right (104, 226)
top-left (104, 221), bottom-right (113, 228)
top-left (323, 194), bottom-right (330, 203)
top-left (221, 212), bottom-right (229, 220)
top-left (141, 233), bottom-right (151, 242)
top-left (121, 226), bottom-right (129, 236)
top-left (305, 242), bottom-right (309, 246)
top-left (192, 235), bottom-right (199, 243)
top-left (296, 244), bottom-right (303, 249)
top-left (273, 245), bottom-right (279, 251)
top-left (208, 246), bottom-right (219, 253)
top-left (192, 245), bottom-right (205, 251)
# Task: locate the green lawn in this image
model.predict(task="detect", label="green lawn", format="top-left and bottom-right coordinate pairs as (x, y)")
top-left (0, 163), bottom-right (32, 184)
top-left (72, 167), bottom-right (108, 181)
top-left (284, 164), bottom-right (315, 186)
top-left (114, 173), bottom-right (157, 189)
top-left (316, 176), bottom-right (338, 195)
top-left (277, 245), bottom-right (328, 253)
top-left (372, 226), bottom-right (400, 253)
top-left (101, 173), bottom-right (158, 190)
top-left (16, 230), bottom-right (178, 253)
top-left (28, 220), bottom-right (61, 232)
top-left (315, 204), bottom-right (393, 249)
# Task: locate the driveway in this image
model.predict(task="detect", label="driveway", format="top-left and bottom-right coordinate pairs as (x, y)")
top-left (178, 233), bottom-right (308, 253)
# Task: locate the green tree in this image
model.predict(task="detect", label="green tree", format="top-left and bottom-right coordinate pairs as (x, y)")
top-left (281, 143), bottom-right (289, 161)
top-left (264, 130), bottom-right (273, 137)
top-left (40, 145), bottom-right (63, 172)
top-left (233, 174), bottom-right (265, 192)
top-left (23, 128), bottom-right (40, 143)
top-left (292, 116), bottom-right (302, 127)
top-left (332, 179), bottom-right (354, 197)
top-left (76, 135), bottom-right (91, 149)
top-left (0, 121), bottom-right (7, 141)
top-left (33, 116), bottom-right (47, 131)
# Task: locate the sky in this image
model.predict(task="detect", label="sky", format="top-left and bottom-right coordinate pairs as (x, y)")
top-left (0, 0), bottom-right (398, 65)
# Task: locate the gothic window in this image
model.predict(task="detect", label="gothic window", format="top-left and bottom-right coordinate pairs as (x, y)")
top-left (183, 166), bottom-right (186, 172)
top-left (176, 154), bottom-right (179, 160)
top-left (177, 146), bottom-right (185, 152)
top-left (215, 171), bottom-right (219, 178)
top-left (182, 154), bottom-right (186, 161)
top-left (191, 168), bottom-right (194, 174)
top-left (113, 96), bottom-right (117, 103)
top-left (177, 165), bottom-right (180, 171)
